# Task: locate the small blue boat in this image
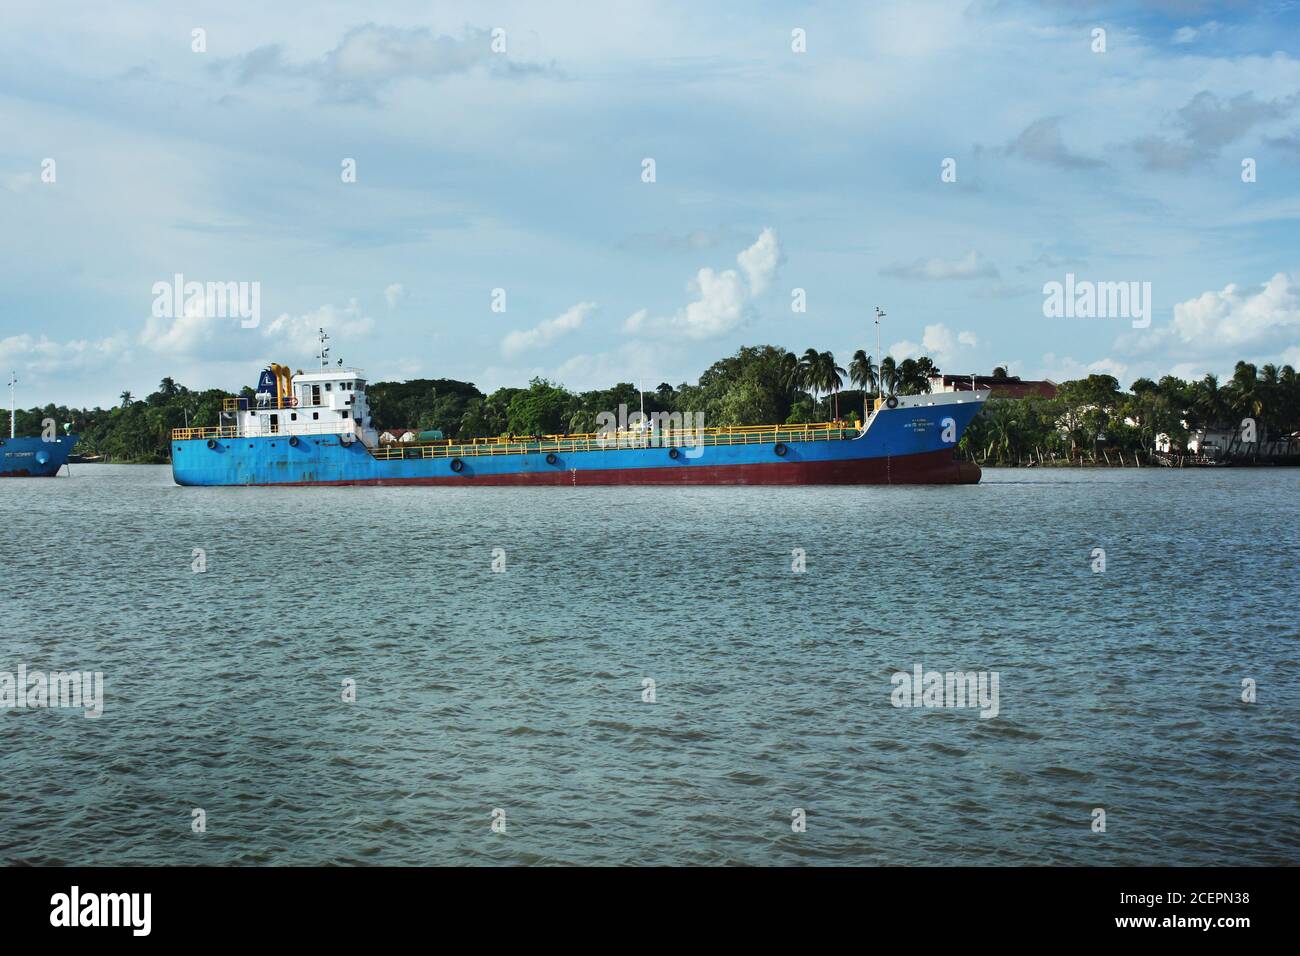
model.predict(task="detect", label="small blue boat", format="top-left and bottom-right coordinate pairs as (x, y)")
top-left (2, 374), bottom-right (78, 477)
top-left (0, 435), bottom-right (79, 477)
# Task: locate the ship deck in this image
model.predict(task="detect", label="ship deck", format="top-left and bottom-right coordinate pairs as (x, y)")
top-left (171, 421), bottom-right (863, 460)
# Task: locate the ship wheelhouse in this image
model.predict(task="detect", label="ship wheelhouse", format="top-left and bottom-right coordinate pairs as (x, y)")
top-left (229, 365), bottom-right (379, 447)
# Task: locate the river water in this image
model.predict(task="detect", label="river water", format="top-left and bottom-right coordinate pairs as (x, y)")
top-left (1, 464), bottom-right (1296, 865)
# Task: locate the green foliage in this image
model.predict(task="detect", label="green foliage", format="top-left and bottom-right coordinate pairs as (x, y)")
top-left (682, 345), bottom-right (808, 425)
top-left (785, 397), bottom-right (817, 424)
top-left (367, 378), bottom-right (485, 438)
top-left (505, 378), bottom-right (571, 435)
top-left (895, 357), bottom-right (938, 395)
top-left (961, 364), bottom-right (1300, 464)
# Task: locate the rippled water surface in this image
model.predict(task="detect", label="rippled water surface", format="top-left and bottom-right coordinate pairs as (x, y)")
top-left (1, 464), bottom-right (1297, 865)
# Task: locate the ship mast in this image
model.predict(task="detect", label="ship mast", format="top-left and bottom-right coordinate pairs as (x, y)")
top-left (7, 370), bottom-right (15, 439)
top-left (318, 328), bottom-right (331, 370)
top-left (874, 307), bottom-right (886, 414)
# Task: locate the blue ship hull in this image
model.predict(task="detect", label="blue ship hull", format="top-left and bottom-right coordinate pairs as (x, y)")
top-left (172, 400), bottom-right (984, 486)
top-left (0, 435), bottom-right (79, 477)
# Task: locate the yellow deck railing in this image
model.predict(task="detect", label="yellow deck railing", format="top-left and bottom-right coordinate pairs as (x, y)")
top-left (367, 422), bottom-right (857, 460)
top-left (172, 425), bottom-right (239, 441)
top-left (223, 396), bottom-right (298, 411)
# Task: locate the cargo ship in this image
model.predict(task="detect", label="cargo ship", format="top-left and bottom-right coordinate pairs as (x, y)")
top-left (2, 374), bottom-right (78, 477)
top-left (170, 355), bottom-right (987, 487)
top-left (0, 435), bottom-right (79, 477)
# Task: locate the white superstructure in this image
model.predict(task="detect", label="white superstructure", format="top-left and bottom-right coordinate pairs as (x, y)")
top-left (227, 331), bottom-right (379, 446)
top-left (233, 365), bottom-right (379, 446)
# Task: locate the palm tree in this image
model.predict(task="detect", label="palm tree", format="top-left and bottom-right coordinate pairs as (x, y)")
top-left (896, 358), bottom-right (921, 395)
top-left (1193, 373), bottom-right (1225, 426)
top-left (799, 348), bottom-right (823, 413)
top-left (849, 350), bottom-right (878, 418)
top-left (779, 350), bottom-right (804, 393)
top-left (914, 357), bottom-right (939, 392)
top-left (119, 390), bottom-right (134, 408)
top-left (984, 400), bottom-right (1017, 463)
top-left (879, 356), bottom-right (898, 398)
top-left (820, 350), bottom-right (846, 419)
top-left (1229, 361), bottom-right (1263, 426)
top-left (1279, 364), bottom-right (1299, 433)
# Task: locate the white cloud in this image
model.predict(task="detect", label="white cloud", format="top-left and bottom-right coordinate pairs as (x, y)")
top-left (1004, 117), bottom-right (1105, 169)
top-left (881, 250), bottom-right (999, 281)
top-left (141, 288), bottom-right (221, 355)
top-left (0, 333), bottom-right (130, 375)
top-left (888, 339), bottom-right (920, 360)
top-left (264, 300), bottom-right (375, 357)
top-left (1168, 362), bottom-right (1211, 380)
top-left (1113, 271), bottom-right (1300, 383)
top-left (1172, 22), bottom-right (1220, 45)
top-left (639, 229), bottom-right (782, 340)
top-left (384, 283), bottom-right (405, 309)
top-left (215, 25), bottom-right (544, 104)
top-left (623, 308), bottom-right (647, 332)
top-left (669, 267), bottom-right (748, 339)
top-left (1168, 271), bottom-right (1299, 348)
top-left (501, 301), bottom-right (595, 357)
top-left (142, 298), bottom-right (375, 360)
top-left (1037, 353), bottom-right (1128, 382)
top-left (737, 227), bottom-right (780, 296)
top-left (887, 323), bottom-right (979, 368)
top-left (924, 323), bottom-right (978, 356)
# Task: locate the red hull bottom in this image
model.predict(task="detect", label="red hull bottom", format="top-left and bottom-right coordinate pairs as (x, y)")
top-left (248, 449), bottom-right (981, 487)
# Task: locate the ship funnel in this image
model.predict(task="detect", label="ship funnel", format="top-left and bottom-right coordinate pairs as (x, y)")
top-left (268, 363), bottom-right (293, 405)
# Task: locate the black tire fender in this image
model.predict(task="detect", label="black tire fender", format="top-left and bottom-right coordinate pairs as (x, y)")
top-left (450, 458), bottom-right (464, 473)
top-left (774, 442), bottom-right (788, 457)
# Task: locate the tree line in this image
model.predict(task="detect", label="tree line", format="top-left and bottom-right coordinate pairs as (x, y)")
top-left (4, 351), bottom-right (1296, 464)
top-left (963, 362), bottom-right (1300, 464)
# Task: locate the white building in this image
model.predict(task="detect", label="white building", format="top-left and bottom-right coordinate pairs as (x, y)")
top-left (1187, 427), bottom-right (1237, 457)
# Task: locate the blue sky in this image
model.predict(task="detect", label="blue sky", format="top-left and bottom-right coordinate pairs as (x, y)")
top-left (2, 0), bottom-right (1300, 407)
